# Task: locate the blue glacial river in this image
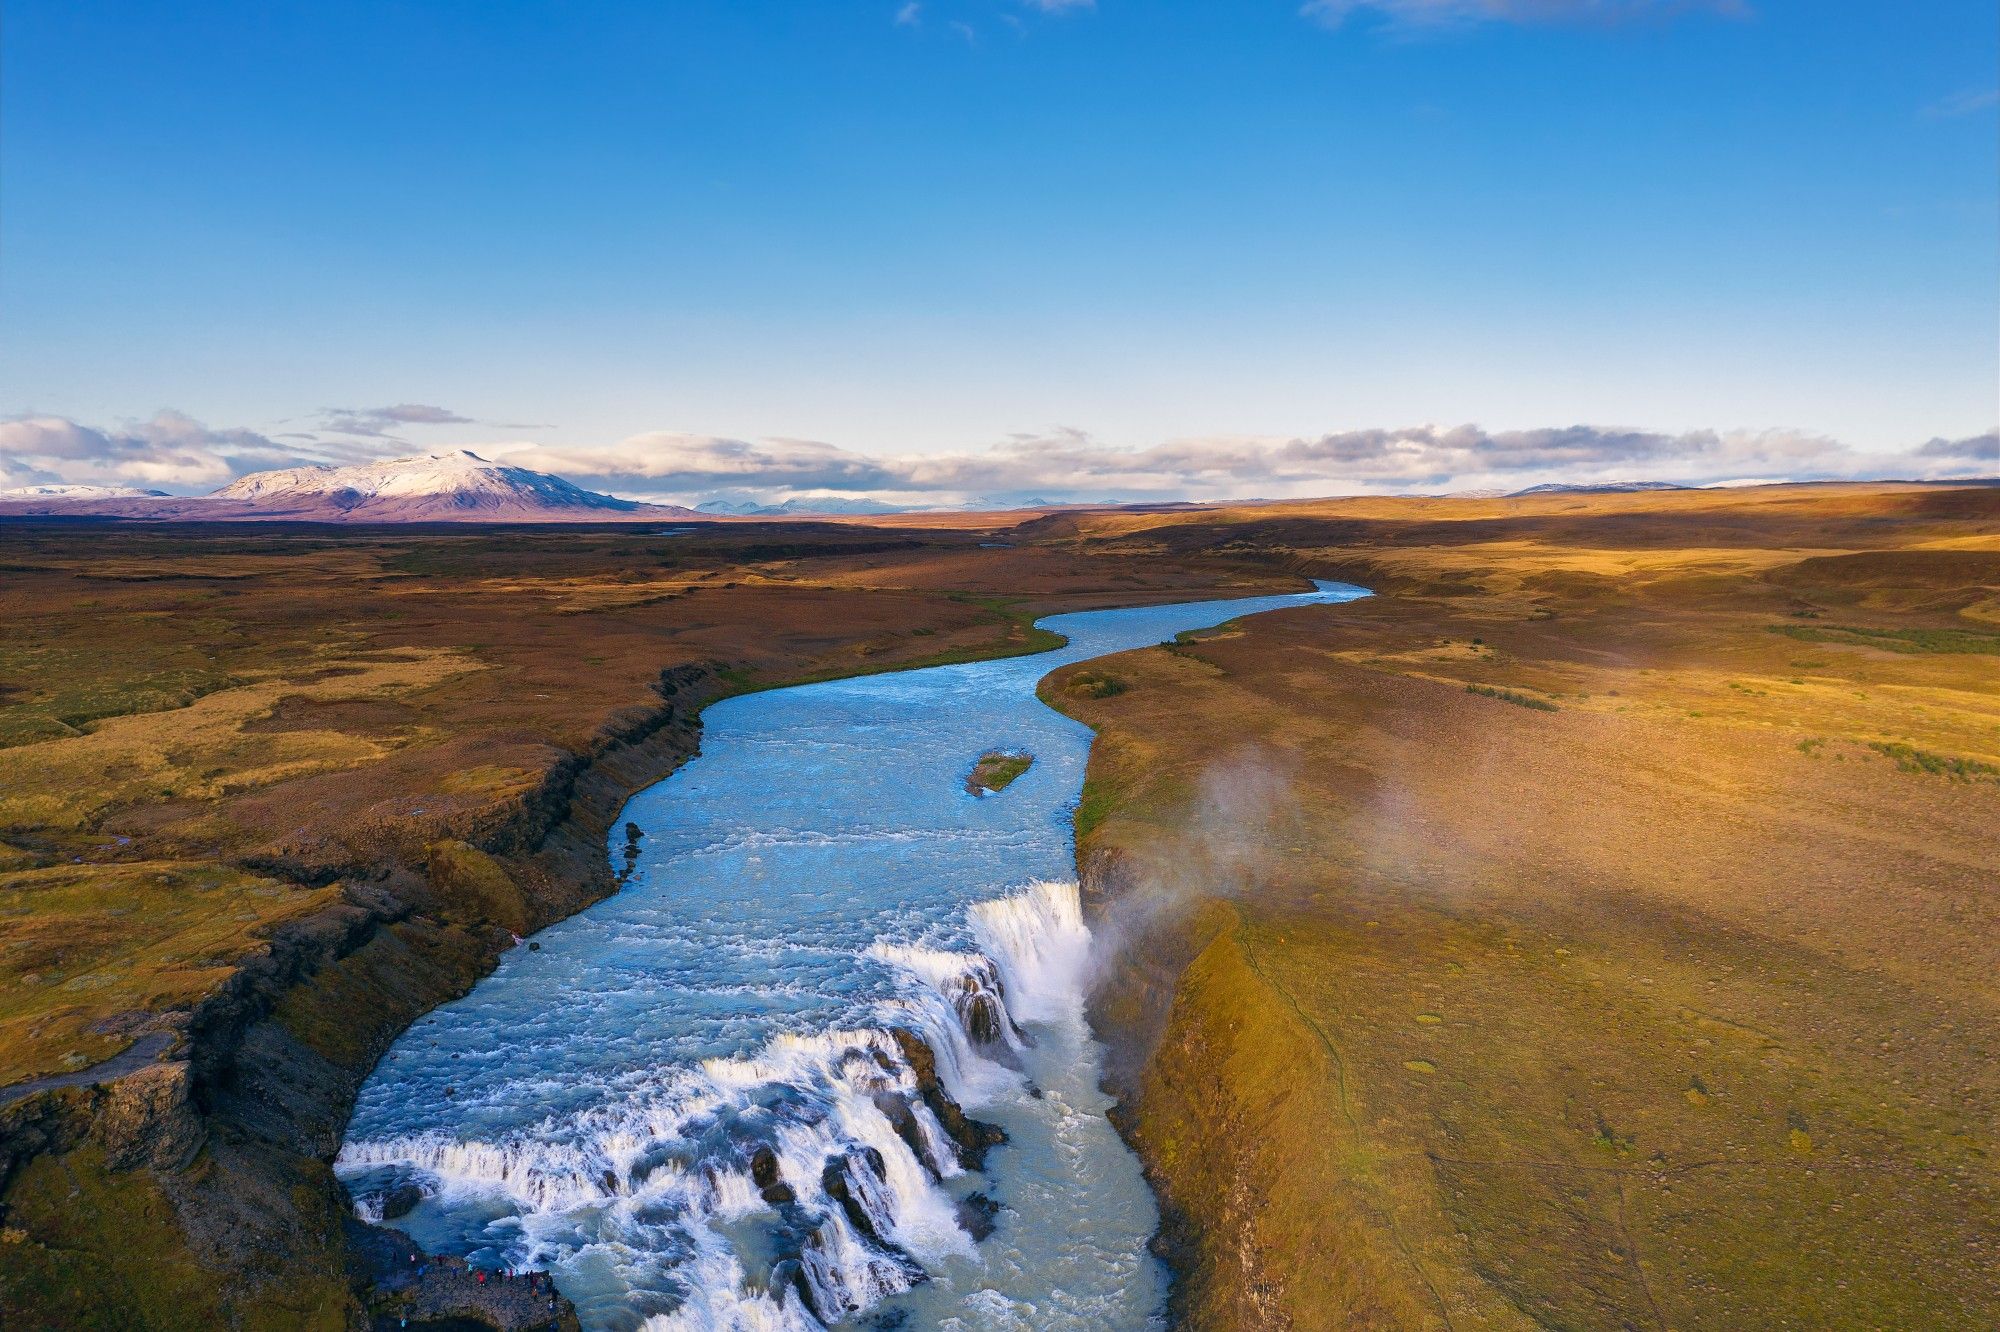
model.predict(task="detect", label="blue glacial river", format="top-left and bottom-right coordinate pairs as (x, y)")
top-left (338, 580), bottom-right (1371, 1331)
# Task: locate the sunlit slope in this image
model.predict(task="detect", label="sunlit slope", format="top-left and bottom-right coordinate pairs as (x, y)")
top-left (1049, 483), bottom-right (2000, 1330)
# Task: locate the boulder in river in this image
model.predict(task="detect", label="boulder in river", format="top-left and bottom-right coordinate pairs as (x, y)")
top-left (750, 1144), bottom-right (797, 1205)
top-left (359, 1181), bottom-right (426, 1221)
top-left (956, 1190), bottom-right (1001, 1242)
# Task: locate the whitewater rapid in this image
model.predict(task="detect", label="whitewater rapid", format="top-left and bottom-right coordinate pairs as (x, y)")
top-left (336, 580), bottom-right (1371, 1329)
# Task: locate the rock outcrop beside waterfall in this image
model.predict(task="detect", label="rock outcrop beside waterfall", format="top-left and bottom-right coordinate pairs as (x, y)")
top-left (0, 663), bottom-right (725, 1329)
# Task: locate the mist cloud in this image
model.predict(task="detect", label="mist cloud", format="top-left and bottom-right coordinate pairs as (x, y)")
top-left (1081, 745), bottom-right (1307, 996)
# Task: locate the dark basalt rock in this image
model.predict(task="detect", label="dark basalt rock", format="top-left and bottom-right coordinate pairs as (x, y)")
top-left (97, 1060), bottom-right (206, 1172)
top-left (347, 1217), bottom-right (581, 1330)
top-left (774, 1218), bottom-right (923, 1324)
top-left (886, 1028), bottom-right (1007, 1171)
top-left (750, 1144), bottom-right (796, 1205)
top-left (960, 990), bottom-right (1009, 1045)
top-left (819, 1147), bottom-right (930, 1289)
top-left (821, 1146), bottom-right (893, 1245)
top-left (377, 1182), bottom-right (426, 1221)
top-left (942, 959), bottom-right (1029, 1051)
top-left (955, 1191), bottom-right (1001, 1242)
top-left (617, 821), bottom-right (645, 885)
top-left (871, 1090), bottom-right (942, 1179)
top-left (767, 1258), bottom-right (817, 1320)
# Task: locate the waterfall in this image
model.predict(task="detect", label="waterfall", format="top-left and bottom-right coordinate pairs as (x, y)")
top-left (336, 586), bottom-right (1367, 1328)
top-left (970, 879), bottom-right (1094, 1024)
top-left (340, 878), bottom-right (1109, 1328)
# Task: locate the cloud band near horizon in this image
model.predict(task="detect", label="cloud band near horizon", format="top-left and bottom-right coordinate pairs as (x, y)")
top-left (1, 410), bottom-right (1993, 505)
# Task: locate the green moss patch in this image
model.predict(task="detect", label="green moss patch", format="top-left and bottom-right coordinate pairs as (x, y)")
top-left (1466, 683), bottom-right (1560, 712)
top-left (1867, 741), bottom-right (2000, 783)
top-left (1770, 623), bottom-right (2000, 655)
top-left (1063, 669), bottom-right (1128, 700)
top-left (424, 839), bottom-right (531, 934)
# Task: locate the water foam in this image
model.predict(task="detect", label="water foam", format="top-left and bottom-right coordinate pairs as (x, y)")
top-left (341, 879), bottom-right (1102, 1327)
top-left (970, 879), bottom-right (1094, 1024)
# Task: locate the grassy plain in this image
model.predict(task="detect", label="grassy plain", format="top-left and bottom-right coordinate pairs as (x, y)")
top-left (1046, 482), bottom-right (2000, 1330)
top-left (2, 484), bottom-right (1994, 1330)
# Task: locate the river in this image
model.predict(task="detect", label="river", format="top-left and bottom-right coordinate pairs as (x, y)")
top-left (336, 580), bottom-right (1372, 1330)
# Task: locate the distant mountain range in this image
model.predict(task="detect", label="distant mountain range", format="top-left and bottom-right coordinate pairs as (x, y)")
top-left (695, 496), bottom-right (911, 517)
top-left (0, 482), bottom-right (171, 499)
top-left (1508, 480), bottom-right (1688, 497)
top-left (0, 460), bottom-right (1124, 522)
top-left (2, 462), bottom-right (1870, 524)
top-left (0, 452), bottom-right (701, 523)
top-left (691, 495), bottom-right (1081, 515)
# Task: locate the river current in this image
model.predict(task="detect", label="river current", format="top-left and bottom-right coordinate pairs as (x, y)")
top-left (337, 580), bottom-right (1371, 1330)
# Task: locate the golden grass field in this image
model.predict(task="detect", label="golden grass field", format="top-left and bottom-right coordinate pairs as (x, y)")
top-left (1046, 482), bottom-right (2000, 1330)
top-left (1, 482), bottom-right (1994, 1329)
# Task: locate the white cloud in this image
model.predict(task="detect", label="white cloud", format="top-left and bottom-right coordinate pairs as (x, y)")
top-left (316, 403), bottom-right (477, 438)
top-left (496, 420), bottom-right (1984, 507)
top-left (494, 432), bottom-right (902, 492)
top-left (1923, 88), bottom-right (2000, 119)
top-left (0, 411), bottom-right (301, 489)
top-left (1302, 0), bottom-right (1744, 29)
top-left (10, 411), bottom-right (1989, 505)
top-left (1913, 430), bottom-right (1999, 466)
top-left (895, 2), bottom-right (922, 27)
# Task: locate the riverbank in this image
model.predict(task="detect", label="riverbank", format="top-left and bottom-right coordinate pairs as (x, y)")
top-left (1048, 483), bottom-right (2000, 1329)
top-left (331, 582), bottom-right (1363, 1327)
top-left (0, 520), bottom-right (1296, 1329)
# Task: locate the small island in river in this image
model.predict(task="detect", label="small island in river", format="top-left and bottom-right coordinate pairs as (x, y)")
top-left (966, 749), bottom-right (1034, 795)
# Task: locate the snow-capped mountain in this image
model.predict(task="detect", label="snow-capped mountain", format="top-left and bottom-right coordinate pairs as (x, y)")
top-left (209, 450), bottom-right (686, 520)
top-left (0, 482), bottom-right (169, 499)
top-left (0, 451), bottom-right (703, 523)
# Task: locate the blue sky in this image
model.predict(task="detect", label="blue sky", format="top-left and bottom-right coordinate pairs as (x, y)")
top-left (2, 0), bottom-right (1995, 503)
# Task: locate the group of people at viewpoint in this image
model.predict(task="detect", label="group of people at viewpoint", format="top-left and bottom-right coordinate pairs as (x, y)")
top-left (397, 1250), bottom-right (561, 1325)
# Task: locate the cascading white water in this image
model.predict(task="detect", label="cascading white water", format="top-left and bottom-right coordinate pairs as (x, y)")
top-left (970, 879), bottom-right (1094, 1024)
top-left (336, 581), bottom-right (1371, 1329)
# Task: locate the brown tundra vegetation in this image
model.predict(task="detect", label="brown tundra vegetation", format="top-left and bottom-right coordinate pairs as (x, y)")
top-left (2, 480), bottom-right (1996, 1330)
top-left (1045, 481), bottom-right (2000, 1330)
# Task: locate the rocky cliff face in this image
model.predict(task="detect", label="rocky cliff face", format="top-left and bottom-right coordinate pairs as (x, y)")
top-left (0, 664), bottom-right (722, 1330)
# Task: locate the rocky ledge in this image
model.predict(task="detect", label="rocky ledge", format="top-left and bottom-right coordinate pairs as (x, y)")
top-left (0, 664), bottom-right (722, 1329)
